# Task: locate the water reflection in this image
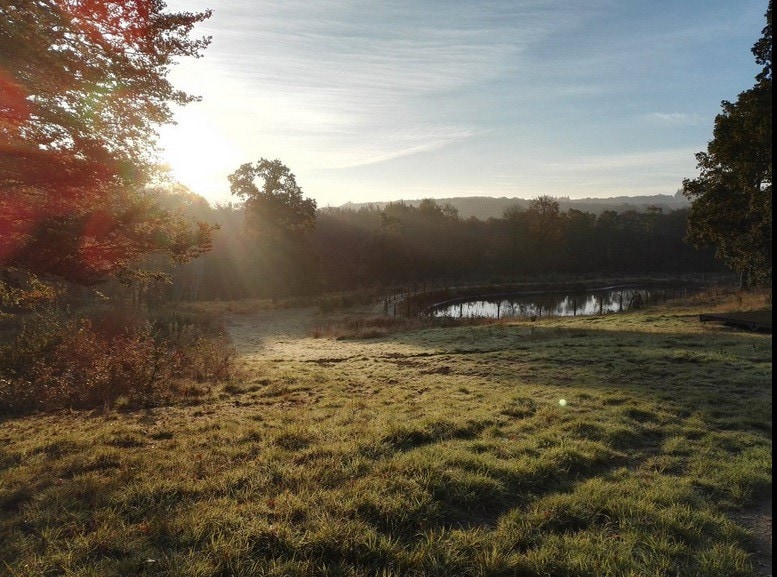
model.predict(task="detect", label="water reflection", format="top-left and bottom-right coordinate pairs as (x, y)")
top-left (430, 287), bottom-right (671, 319)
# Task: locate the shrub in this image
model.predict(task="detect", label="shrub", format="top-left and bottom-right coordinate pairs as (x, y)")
top-left (149, 311), bottom-right (234, 382)
top-left (0, 307), bottom-right (235, 414)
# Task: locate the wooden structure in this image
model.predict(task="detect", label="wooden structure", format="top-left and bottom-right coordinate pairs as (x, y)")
top-left (699, 310), bottom-right (772, 332)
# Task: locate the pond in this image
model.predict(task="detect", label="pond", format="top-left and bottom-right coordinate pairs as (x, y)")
top-left (428, 285), bottom-right (692, 319)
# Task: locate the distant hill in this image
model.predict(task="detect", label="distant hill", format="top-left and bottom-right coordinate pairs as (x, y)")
top-left (341, 193), bottom-right (689, 220)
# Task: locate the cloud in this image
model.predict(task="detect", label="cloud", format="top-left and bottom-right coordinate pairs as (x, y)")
top-left (159, 0), bottom-right (764, 206)
top-left (166, 0), bottom-right (541, 173)
top-left (313, 125), bottom-right (478, 170)
top-left (645, 112), bottom-right (704, 126)
top-left (549, 148), bottom-right (698, 172)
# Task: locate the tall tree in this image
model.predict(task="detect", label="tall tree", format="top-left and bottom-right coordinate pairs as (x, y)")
top-left (562, 209), bottom-right (596, 273)
top-left (525, 195), bottom-right (562, 272)
top-left (228, 158), bottom-right (321, 296)
top-left (228, 159), bottom-right (316, 240)
top-left (359, 213), bottom-right (412, 286)
top-left (502, 204), bottom-right (529, 275)
top-left (0, 0), bottom-right (214, 293)
top-left (682, 1), bottom-right (772, 286)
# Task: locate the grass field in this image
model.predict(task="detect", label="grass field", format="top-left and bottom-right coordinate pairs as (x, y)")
top-left (0, 291), bottom-right (771, 576)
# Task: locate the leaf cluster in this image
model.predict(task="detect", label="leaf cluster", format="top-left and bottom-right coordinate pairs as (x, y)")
top-left (0, 1), bottom-right (216, 289)
top-left (1, 0), bottom-right (211, 175)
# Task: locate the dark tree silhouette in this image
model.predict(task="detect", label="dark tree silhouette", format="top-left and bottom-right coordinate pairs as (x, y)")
top-left (228, 159), bottom-right (317, 240)
top-left (502, 204), bottom-right (529, 274)
top-left (359, 213), bottom-right (413, 286)
top-left (526, 195), bottom-right (562, 272)
top-left (683, 1), bottom-right (772, 286)
top-left (562, 209), bottom-right (597, 273)
top-left (194, 199), bottom-right (719, 300)
top-left (228, 159), bottom-right (321, 296)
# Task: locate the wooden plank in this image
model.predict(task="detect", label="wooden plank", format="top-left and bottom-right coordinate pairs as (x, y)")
top-left (699, 311), bottom-right (772, 332)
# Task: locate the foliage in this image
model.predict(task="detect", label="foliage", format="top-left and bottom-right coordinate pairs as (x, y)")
top-left (359, 213), bottom-right (413, 285)
top-left (527, 195), bottom-right (563, 254)
top-left (0, 270), bottom-right (61, 310)
top-left (189, 199), bottom-right (721, 300)
top-left (0, 307), bottom-right (234, 414)
top-left (228, 158), bottom-right (321, 297)
top-left (229, 159), bottom-right (317, 240)
top-left (683, 1), bottom-right (772, 286)
top-left (0, 0), bottom-right (215, 290)
top-left (0, 292), bottom-right (770, 575)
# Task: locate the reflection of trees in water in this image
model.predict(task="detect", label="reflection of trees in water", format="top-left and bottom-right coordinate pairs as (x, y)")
top-left (434, 288), bottom-right (662, 318)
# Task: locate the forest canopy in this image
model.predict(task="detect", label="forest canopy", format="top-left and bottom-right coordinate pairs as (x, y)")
top-left (190, 198), bottom-right (721, 301)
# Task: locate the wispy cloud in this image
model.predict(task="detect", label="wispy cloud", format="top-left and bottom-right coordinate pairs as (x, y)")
top-left (645, 112), bottom-right (704, 126)
top-left (313, 125), bottom-right (478, 170)
top-left (549, 148), bottom-right (698, 172)
top-left (161, 0), bottom-right (766, 205)
top-left (167, 0), bottom-right (581, 170)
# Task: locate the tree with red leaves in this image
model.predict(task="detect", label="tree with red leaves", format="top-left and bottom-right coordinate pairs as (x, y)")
top-left (0, 0), bottom-right (215, 298)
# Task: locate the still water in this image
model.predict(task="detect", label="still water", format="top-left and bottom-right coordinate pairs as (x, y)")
top-left (429, 286), bottom-right (678, 319)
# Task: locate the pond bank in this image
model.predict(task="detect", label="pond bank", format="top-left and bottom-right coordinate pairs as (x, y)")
top-left (398, 277), bottom-right (712, 317)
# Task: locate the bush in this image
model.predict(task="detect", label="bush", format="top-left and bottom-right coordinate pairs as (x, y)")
top-left (149, 310), bottom-right (234, 382)
top-left (0, 307), bottom-right (235, 414)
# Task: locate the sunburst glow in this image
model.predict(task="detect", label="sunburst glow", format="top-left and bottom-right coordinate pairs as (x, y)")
top-left (159, 114), bottom-right (241, 203)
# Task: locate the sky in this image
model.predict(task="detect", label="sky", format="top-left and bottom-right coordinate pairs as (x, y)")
top-left (157, 0), bottom-right (767, 208)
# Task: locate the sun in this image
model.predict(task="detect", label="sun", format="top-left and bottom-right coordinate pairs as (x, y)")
top-left (158, 115), bottom-right (241, 205)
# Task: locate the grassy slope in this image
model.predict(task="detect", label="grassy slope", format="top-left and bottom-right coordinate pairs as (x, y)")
top-left (0, 293), bottom-right (771, 576)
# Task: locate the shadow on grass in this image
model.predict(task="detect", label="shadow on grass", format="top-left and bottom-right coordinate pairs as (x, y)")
top-left (0, 311), bottom-right (770, 576)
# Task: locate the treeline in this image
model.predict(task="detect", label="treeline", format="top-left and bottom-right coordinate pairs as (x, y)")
top-left (342, 192), bottom-right (689, 221)
top-left (160, 194), bottom-right (723, 302)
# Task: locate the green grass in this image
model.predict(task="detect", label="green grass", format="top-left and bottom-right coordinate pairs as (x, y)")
top-left (0, 292), bottom-right (771, 576)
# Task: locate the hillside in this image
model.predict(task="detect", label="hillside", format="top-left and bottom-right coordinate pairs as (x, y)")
top-left (342, 193), bottom-right (689, 220)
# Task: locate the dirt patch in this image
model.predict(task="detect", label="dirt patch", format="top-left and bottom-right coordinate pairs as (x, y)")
top-left (223, 304), bottom-right (434, 367)
top-left (225, 307), bottom-right (318, 356)
top-left (733, 498), bottom-right (772, 577)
